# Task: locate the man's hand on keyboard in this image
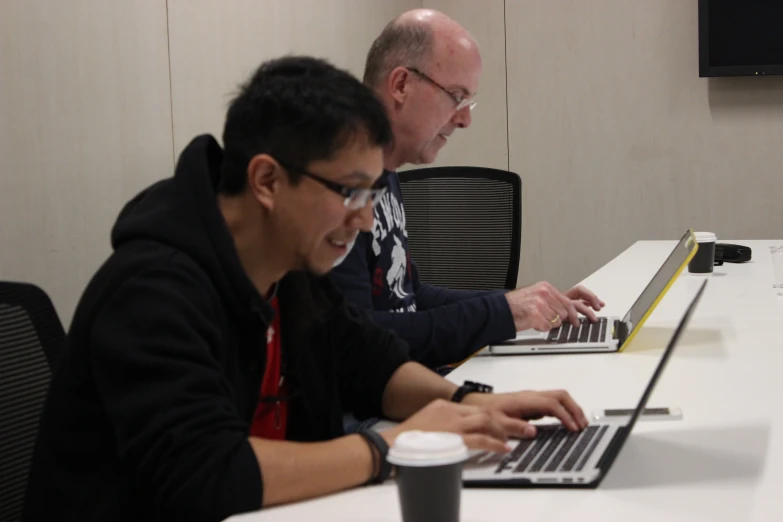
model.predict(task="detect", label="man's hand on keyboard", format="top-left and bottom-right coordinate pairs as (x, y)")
top-left (564, 285), bottom-right (605, 316)
top-left (506, 282), bottom-right (601, 331)
top-left (380, 390), bottom-right (587, 455)
top-left (381, 399), bottom-right (531, 454)
top-left (462, 389), bottom-right (589, 434)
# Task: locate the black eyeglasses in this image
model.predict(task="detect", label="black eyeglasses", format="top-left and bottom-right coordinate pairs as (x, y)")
top-left (406, 67), bottom-right (477, 112)
top-left (276, 159), bottom-right (386, 210)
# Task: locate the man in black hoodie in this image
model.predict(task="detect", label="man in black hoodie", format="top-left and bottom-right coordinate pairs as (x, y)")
top-left (23, 56), bottom-right (587, 522)
top-left (331, 10), bottom-right (606, 369)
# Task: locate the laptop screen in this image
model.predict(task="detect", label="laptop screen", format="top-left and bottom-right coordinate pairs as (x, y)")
top-left (593, 280), bottom-right (707, 484)
top-left (621, 230), bottom-right (698, 335)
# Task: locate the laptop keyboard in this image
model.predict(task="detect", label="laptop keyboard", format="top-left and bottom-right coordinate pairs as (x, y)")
top-left (489, 424), bottom-right (609, 475)
top-left (547, 317), bottom-right (609, 344)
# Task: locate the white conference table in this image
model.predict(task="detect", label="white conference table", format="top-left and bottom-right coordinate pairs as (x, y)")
top-left (230, 239), bottom-right (783, 522)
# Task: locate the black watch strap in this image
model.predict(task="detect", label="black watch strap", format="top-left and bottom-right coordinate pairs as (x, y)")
top-left (451, 380), bottom-right (494, 403)
top-left (357, 428), bottom-right (393, 484)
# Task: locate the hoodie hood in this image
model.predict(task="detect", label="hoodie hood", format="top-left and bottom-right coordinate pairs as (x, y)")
top-left (111, 134), bottom-right (266, 318)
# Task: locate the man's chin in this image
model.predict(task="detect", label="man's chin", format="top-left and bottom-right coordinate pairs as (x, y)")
top-left (418, 145), bottom-right (443, 165)
top-left (302, 258), bottom-right (333, 276)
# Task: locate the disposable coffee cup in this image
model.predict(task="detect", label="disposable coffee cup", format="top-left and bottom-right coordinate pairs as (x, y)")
top-left (688, 231), bottom-right (717, 274)
top-left (387, 431), bottom-right (469, 522)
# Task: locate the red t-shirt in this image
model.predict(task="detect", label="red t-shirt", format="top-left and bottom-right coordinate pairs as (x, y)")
top-left (250, 295), bottom-right (288, 439)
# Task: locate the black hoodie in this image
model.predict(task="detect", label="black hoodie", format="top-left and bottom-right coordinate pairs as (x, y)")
top-left (23, 135), bottom-right (410, 522)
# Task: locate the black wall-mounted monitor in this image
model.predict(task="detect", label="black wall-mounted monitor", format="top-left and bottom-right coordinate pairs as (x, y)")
top-left (699, 0), bottom-right (783, 77)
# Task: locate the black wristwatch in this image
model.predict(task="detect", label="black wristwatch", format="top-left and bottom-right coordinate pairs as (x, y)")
top-left (451, 380), bottom-right (494, 403)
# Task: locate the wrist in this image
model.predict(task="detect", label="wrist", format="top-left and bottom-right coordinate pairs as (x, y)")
top-left (354, 434), bottom-right (377, 484)
top-left (504, 294), bottom-right (524, 330)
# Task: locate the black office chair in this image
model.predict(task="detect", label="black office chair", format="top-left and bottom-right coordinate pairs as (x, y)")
top-left (0, 282), bottom-right (65, 522)
top-left (398, 166), bottom-right (522, 291)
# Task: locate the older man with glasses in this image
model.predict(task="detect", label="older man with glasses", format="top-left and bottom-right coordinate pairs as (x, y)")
top-left (331, 9), bottom-right (605, 374)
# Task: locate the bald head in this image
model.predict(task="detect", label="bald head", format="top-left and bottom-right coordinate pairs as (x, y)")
top-left (364, 9), bottom-right (479, 88)
top-left (397, 8), bottom-right (477, 42)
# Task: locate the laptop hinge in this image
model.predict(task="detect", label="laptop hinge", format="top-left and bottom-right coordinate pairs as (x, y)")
top-left (615, 320), bottom-right (629, 344)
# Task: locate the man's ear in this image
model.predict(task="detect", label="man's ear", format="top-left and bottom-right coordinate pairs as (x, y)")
top-left (246, 154), bottom-right (281, 211)
top-left (388, 66), bottom-right (410, 105)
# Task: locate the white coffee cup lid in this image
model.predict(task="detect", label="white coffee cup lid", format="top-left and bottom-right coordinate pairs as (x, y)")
top-left (387, 431), bottom-right (469, 467)
top-left (694, 231), bottom-right (717, 243)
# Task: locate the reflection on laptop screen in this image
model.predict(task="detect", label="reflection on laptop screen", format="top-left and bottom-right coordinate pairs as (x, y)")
top-left (622, 230), bottom-right (696, 332)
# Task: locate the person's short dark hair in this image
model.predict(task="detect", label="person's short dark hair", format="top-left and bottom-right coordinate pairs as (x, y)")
top-left (219, 56), bottom-right (393, 195)
top-left (364, 19), bottom-right (433, 87)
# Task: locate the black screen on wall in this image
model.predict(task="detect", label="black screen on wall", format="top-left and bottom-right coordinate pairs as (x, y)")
top-left (699, 0), bottom-right (783, 77)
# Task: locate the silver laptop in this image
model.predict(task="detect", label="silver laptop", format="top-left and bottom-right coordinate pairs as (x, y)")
top-left (489, 229), bottom-right (698, 355)
top-left (463, 279), bottom-right (707, 488)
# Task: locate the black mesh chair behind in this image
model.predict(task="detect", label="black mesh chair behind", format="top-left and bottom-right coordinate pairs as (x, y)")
top-left (0, 282), bottom-right (64, 522)
top-left (398, 166), bottom-right (521, 291)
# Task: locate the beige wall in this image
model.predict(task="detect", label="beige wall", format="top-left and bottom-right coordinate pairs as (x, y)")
top-left (0, 0), bottom-right (174, 326)
top-left (0, 0), bottom-right (419, 324)
top-left (432, 0), bottom-right (783, 290)
top-left (168, 0), bottom-right (420, 157)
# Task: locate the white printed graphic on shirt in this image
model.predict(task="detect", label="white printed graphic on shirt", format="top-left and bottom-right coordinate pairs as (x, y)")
top-left (370, 182), bottom-right (416, 308)
top-left (371, 190), bottom-right (407, 256)
top-left (387, 235), bottom-right (409, 299)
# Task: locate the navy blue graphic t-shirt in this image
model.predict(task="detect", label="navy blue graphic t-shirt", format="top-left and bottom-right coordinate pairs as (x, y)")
top-left (330, 170), bottom-right (515, 368)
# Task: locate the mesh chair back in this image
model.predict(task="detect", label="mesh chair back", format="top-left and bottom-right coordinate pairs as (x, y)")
top-left (398, 166), bottom-right (521, 291)
top-left (0, 282), bottom-right (64, 522)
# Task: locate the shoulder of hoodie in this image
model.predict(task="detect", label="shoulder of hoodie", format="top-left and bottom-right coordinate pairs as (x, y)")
top-left (85, 239), bottom-right (222, 318)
